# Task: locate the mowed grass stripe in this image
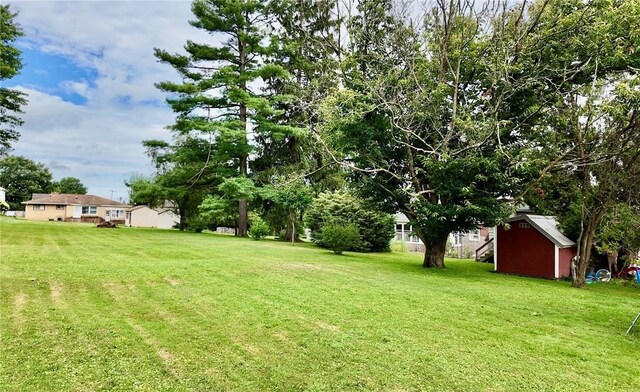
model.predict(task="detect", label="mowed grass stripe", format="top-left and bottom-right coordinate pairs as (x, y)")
top-left (0, 217), bottom-right (638, 391)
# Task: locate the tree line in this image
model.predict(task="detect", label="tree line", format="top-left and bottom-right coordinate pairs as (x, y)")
top-left (3, 1), bottom-right (638, 288)
top-left (131, 0), bottom-right (639, 287)
top-left (0, 156), bottom-right (88, 210)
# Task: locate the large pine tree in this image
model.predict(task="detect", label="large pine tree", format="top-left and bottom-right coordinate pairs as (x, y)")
top-left (154, 0), bottom-right (291, 236)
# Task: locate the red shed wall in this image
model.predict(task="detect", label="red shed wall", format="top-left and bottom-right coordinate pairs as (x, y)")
top-left (558, 247), bottom-right (577, 279)
top-left (497, 219), bottom-right (556, 278)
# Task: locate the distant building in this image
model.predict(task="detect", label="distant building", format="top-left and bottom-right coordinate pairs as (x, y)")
top-left (21, 193), bottom-right (129, 223)
top-left (0, 186), bottom-right (6, 203)
top-left (125, 204), bottom-right (179, 229)
top-left (394, 213), bottom-right (492, 257)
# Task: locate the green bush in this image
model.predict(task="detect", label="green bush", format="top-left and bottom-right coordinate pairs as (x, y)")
top-left (249, 217), bottom-right (270, 240)
top-left (305, 191), bottom-right (395, 252)
top-left (320, 223), bottom-right (361, 254)
top-left (390, 240), bottom-right (408, 252)
top-left (188, 215), bottom-right (210, 233)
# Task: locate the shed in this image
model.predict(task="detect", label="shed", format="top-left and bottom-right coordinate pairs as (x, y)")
top-left (495, 214), bottom-right (577, 279)
top-left (125, 204), bottom-right (179, 229)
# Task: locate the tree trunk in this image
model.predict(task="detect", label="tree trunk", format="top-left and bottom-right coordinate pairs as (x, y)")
top-left (572, 210), bottom-right (604, 288)
top-left (282, 226), bottom-right (301, 243)
top-left (236, 31), bottom-right (249, 237)
top-left (178, 205), bottom-right (186, 231)
top-left (420, 232), bottom-right (449, 268)
top-left (238, 199), bottom-right (248, 237)
top-left (606, 250), bottom-right (618, 273)
top-left (179, 213), bottom-right (186, 231)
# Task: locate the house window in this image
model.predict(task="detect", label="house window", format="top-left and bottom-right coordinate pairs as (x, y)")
top-left (394, 223), bottom-right (422, 243)
top-left (82, 206), bottom-right (97, 215)
top-left (469, 229), bottom-right (480, 241)
top-left (519, 222), bottom-right (531, 229)
top-left (452, 232), bottom-right (462, 246)
top-left (108, 209), bottom-right (124, 218)
top-left (56, 205), bottom-right (65, 210)
top-left (33, 204), bottom-right (45, 211)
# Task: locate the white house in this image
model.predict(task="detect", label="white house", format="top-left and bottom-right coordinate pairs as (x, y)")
top-left (125, 205), bottom-right (179, 229)
top-left (0, 186), bottom-right (6, 202)
top-left (394, 213), bottom-right (493, 258)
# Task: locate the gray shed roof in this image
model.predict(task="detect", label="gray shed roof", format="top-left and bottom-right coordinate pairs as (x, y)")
top-left (506, 214), bottom-right (575, 248)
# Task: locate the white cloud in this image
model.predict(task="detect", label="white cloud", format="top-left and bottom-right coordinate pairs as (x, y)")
top-left (13, 87), bottom-right (175, 198)
top-left (60, 80), bottom-right (91, 97)
top-left (6, 0), bottom-right (215, 200)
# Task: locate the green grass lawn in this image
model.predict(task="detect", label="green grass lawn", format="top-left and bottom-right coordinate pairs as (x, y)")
top-left (1, 218), bottom-right (639, 391)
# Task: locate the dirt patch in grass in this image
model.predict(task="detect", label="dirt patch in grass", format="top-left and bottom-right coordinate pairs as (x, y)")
top-left (156, 348), bottom-right (176, 365)
top-left (102, 282), bottom-right (126, 302)
top-left (13, 292), bottom-right (27, 325)
top-left (230, 336), bottom-right (262, 356)
top-left (273, 331), bottom-right (290, 343)
top-left (50, 282), bottom-right (65, 307)
top-left (127, 320), bottom-right (181, 375)
top-left (164, 277), bottom-right (180, 286)
top-left (275, 263), bottom-right (325, 272)
top-left (156, 309), bottom-right (177, 326)
top-left (315, 321), bottom-right (340, 333)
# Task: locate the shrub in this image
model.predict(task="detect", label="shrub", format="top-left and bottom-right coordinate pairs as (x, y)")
top-left (249, 217), bottom-right (270, 240)
top-left (188, 215), bottom-right (210, 233)
top-left (390, 240), bottom-right (408, 252)
top-left (462, 246), bottom-right (474, 259)
top-left (305, 191), bottom-right (395, 252)
top-left (320, 223), bottom-right (361, 254)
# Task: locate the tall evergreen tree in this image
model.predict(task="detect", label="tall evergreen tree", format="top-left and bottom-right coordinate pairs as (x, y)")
top-left (154, 0), bottom-right (292, 236)
top-left (252, 0), bottom-right (344, 240)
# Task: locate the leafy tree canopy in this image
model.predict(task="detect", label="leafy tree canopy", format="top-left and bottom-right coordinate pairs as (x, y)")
top-left (53, 177), bottom-right (87, 195)
top-left (0, 155), bottom-right (53, 210)
top-left (0, 5), bottom-right (27, 155)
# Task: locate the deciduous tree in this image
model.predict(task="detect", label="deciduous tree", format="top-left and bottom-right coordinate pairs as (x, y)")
top-left (520, 0), bottom-right (640, 287)
top-left (0, 156), bottom-right (53, 210)
top-left (53, 177), bottom-right (87, 195)
top-left (0, 5), bottom-right (27, 155)
top-left (322, 0), bottom-right (556, 267)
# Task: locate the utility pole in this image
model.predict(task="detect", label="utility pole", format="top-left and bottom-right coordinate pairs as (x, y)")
top-left (109, 190), bottom-right (116, 200)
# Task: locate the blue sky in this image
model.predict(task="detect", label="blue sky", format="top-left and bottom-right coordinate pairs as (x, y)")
top-left (5, 0), bottom-right (210, 201)
top-left (7, 48), bottom-right (98, 105)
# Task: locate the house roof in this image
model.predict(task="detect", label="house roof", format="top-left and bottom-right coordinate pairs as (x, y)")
top-left (127, 205), bottom-right (151, 212)
top-left (127, 202), bottom-right (175, 213)
top-left (395, 213), bottom-right (410, 224)
top-left (31, 193), bottom-right (50, 200)
top-left (506, 214), bottom-right (575, 248)
top-left (22, 193), bottom-right (129, 207)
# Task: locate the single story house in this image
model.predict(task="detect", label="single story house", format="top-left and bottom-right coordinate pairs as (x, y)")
top-left (495, 214), bottom-right (577, 279)
top-left (125, 204), bottom-right (179, 229)
top-left (21, 193), bottom-right (129, 223)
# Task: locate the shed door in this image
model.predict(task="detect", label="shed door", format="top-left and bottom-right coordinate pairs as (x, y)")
top-left (72, 206), bottom-right (82, 218)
